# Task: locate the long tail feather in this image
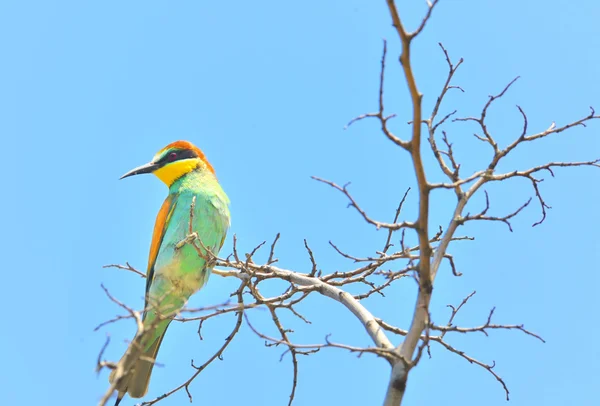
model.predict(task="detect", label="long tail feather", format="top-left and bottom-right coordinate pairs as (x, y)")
top-left (127, 323), bottom-right (170, 398)
top-left (114, 393), bottom-right (124, 406)
top-left (108, 317), bottom-right (171, 402)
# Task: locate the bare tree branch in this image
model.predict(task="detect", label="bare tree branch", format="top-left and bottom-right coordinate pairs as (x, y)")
top-left (98, 3), bottom-right (598, 406)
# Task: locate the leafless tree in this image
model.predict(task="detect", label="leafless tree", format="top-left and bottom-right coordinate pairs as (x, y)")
top-left (97, 2), bottom-right (599, 406)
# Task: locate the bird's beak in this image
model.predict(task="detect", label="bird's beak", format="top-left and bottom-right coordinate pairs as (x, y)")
top-left (120, 161), bottom-right (160, 180)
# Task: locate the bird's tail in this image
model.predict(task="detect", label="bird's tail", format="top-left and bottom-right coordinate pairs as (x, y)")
top-left (127, 320), bottom-right (169, 398)
top-left (109, 316), bottom-right (172, 404)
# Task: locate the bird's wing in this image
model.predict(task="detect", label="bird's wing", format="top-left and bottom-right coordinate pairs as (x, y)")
top-left (145, 194), bottom-right (178, 296)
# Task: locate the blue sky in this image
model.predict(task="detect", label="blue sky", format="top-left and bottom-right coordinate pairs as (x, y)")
top-left (1, 1), bottom-right (599, 405)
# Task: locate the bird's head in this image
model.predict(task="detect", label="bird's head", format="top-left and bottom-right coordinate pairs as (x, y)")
top-left (120, 140), bottom-right (215, 186)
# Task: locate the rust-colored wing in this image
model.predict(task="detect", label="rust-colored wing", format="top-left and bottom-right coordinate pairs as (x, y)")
top-left (145, 194), bottom-right (177, 295)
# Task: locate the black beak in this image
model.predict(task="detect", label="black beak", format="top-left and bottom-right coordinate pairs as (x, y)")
top-left (120, 161), bottom-right (160, 180)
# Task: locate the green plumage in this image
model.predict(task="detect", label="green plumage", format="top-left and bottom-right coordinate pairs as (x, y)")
top-left (111, 165), bottom-right (230, 403)
top-left (144, 169), bottom-right (230, 343)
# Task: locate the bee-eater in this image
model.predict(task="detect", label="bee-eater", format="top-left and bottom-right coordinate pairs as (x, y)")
top-left (110, 141), bottom-right (230, 405)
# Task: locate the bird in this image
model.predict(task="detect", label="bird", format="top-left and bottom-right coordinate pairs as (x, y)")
top-left (109, 140), bottom-right (230, 405)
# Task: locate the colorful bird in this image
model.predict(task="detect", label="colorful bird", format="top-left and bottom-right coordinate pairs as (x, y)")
top-left (110, 141), bottom-right (230, 405)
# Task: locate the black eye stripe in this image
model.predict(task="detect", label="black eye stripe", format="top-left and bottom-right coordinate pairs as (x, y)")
top-left (177, 149), bottom-right (198, 160)
top-left (158, 149), bottom-right (198, 164)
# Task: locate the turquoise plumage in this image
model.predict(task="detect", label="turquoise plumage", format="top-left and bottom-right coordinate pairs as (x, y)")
top-left (110, 141), bottom-right (230, 404)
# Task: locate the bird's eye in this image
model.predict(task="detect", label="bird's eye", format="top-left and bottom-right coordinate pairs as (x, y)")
top-left (168, 152), bottom-right (177, 161)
